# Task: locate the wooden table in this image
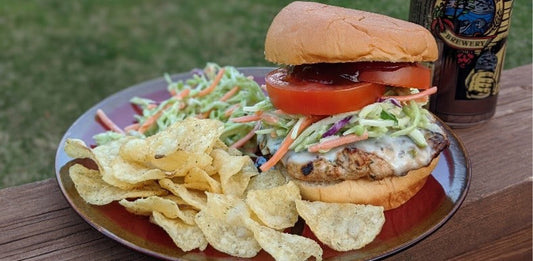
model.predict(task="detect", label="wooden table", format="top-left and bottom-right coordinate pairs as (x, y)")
top-left (1, 64), bottom-right (531, 260)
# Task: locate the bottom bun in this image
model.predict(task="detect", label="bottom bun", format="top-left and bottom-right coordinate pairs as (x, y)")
top-left (291, 156), bottom-right (440, 210)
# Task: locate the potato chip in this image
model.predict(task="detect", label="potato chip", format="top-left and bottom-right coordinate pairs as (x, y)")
top-left (211, 149), bottom-right (257, 196)
top-left (184, 167), bottom-right (221, 193)
top-left (243, 216), bottom-right (323, 261)
top-left (110, 158), bottom-right (169, 184)
top-left (150, 150), bottom-right (212, 174)
top-left (213, 139), bottom-right (228, 151)
top-left (159, 178), bottom-right (207, 210)
top-left (169, 176), bottom-right (185, 185)
top-left (64, 138), bottom-right (94, 159)
top-left (147, 117), bottom-right (223, 156)
top-left (226, 146), bottom-right (243, 156)
top-left (161, 194), bottom-right (187, 206)
top-left (90, 138), bottom-right (141, 188)
top-left (150, 211), bottom-right (208, 252)
top-left (223, 160), bottom-right (258, 197)
top-left (66, 138), bottom-right (152, 189)
top-left (295, 199), bottom-right (385, 251)
top-left (194, 193), bottom-right (261, 258)
top-left (119, 118), bottom-right (221, 174)
top-left (211, 148), bottom-right (248, 180)
top-left (119, 196), bottom-right (196, 225)
top-left (68, 164), bottom-right (166, 205)
top-left (202, 165), bottom-right (218, 176)
top-left (65, 138), bottom-right (132, 189)
top-left (64, 117), bottom-right (388, 259)
top-left (119, 138), bottom-right (151, 164)
top-left (182, 182), bottom-right (210, 193)
top-left (245, 181), bottom-right (300, 230)
top-left (245, 168), bottom-right (288, 193)
top-left (120, 119), bottom-right (219, 173)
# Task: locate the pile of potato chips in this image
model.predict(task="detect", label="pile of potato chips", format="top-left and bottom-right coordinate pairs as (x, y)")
top-left (65, 117), bottom-right (385, 260)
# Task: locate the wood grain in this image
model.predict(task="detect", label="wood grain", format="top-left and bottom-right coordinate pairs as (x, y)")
top-left (0, 179), bottom-right (156, 261)
top-left (388, 180), bottom-right (532, 260)
top-left (449, 227), bottom-right (532, 261)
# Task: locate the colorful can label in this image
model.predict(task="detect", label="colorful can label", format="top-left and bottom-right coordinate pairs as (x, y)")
top-left (409, 0), bottom-right (514, 126)
top-left (430, 0), bottom-right (513, 100)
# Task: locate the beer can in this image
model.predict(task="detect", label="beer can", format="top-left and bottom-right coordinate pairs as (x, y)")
top-left (409, 0), bottom-right (514, 127)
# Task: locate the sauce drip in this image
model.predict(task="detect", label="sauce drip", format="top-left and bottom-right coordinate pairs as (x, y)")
top-left (287, 62), bottom-right (414, 85)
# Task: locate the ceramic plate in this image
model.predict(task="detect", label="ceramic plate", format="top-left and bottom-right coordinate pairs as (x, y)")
top-left (55, 67), bottom-right (471, 260)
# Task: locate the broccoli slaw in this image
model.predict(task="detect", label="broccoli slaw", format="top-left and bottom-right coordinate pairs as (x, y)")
top-left (94, 63), bottom-right (266, 148)
top-left (245, 92), bottom-right (440, 151)
top-left (94, 63), bottom-right (441, 164)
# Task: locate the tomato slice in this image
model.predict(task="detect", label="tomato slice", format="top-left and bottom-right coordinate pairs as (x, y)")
top-left (357, 62), bottom-right (432, 89)
top-left (265, 68), bottom-right (386, 115)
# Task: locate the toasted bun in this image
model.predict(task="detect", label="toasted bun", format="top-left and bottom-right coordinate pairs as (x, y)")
top-left (291, 156), bottom-right (440, 210)
top-left (265, 1), bottom-right (438, 65)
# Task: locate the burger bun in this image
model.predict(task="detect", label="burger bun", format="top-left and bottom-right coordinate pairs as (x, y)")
top-left (264, 1), bottom-right (438, 65)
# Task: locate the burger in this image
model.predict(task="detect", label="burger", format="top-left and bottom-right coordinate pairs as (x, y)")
top-left (243, 1), bottom-right (449, 210)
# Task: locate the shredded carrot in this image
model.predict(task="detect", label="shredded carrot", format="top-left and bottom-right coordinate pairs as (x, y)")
top-left (142, 89), bottom-right (188, 128)
top-left (231, 112), bottom-right (263, 123)
top-left (196, 68), bottom-right (226, 97)
top-left (198, 86), bottom-right (240, 119)
top-left (272, 109), bottom-right (287, 115)
top-left (198, 110), bottom-right (211, 119)
top-left (147, 103), bottom-right (158, 110)
top-left (383, 87), bottom-right (437, 102)
top-left (138, 103), bottom-right (172, 134)
top-left (260, 116), bottom-right (321, 172)
top-left (138, 111), bottom-right (163, 134)
top-left (229, 110), bottom-right (282, 123)
top-left (174, 88), bottom-right (190, 100)
top-left (230, 122), bottom-right (261, 149)
top-left (220, 86), bottom-right (239, 102)
top-left (124, 123), bottom-right (140, 132)
top-left (307, 132), bottom-right (369, 153)
top-left (261, 113), bottom-right (279, 125)
top-left (224, 104), bottom-right (240, 117)
top-left (96, 109), bottom-right (124, 134)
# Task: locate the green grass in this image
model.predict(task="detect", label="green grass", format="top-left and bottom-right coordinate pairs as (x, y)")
top-left (0, 0), bottom-right (530, 188)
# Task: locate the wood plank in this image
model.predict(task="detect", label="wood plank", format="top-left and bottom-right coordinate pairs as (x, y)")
top-left (448, 227), bottom-right (532, 261)
top-left (494, 64), bottom-right (532, 117)
top-left (0, 179), bottom-right (157, 261)
top-left (498, 64), bottom-right (532, 92)
top-left (387, 180), bottom-right (532, 260)
top-left (454, 108), bottom-right (532, 203)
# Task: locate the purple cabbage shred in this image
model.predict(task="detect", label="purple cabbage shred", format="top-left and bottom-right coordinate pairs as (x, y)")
top-left (378, 97), bottom-right (402, 107)
top-left (322, 116), bottom-right (352, 138)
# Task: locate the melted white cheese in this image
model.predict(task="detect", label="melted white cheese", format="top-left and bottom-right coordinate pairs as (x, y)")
top-left (264, 131), bottom-right (441, 176)
top-left (350, 135), bottom-right (433, 175)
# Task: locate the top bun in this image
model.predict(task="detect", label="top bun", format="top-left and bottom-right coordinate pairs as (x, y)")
top-left (265, 1), bottom-right (438, 65)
